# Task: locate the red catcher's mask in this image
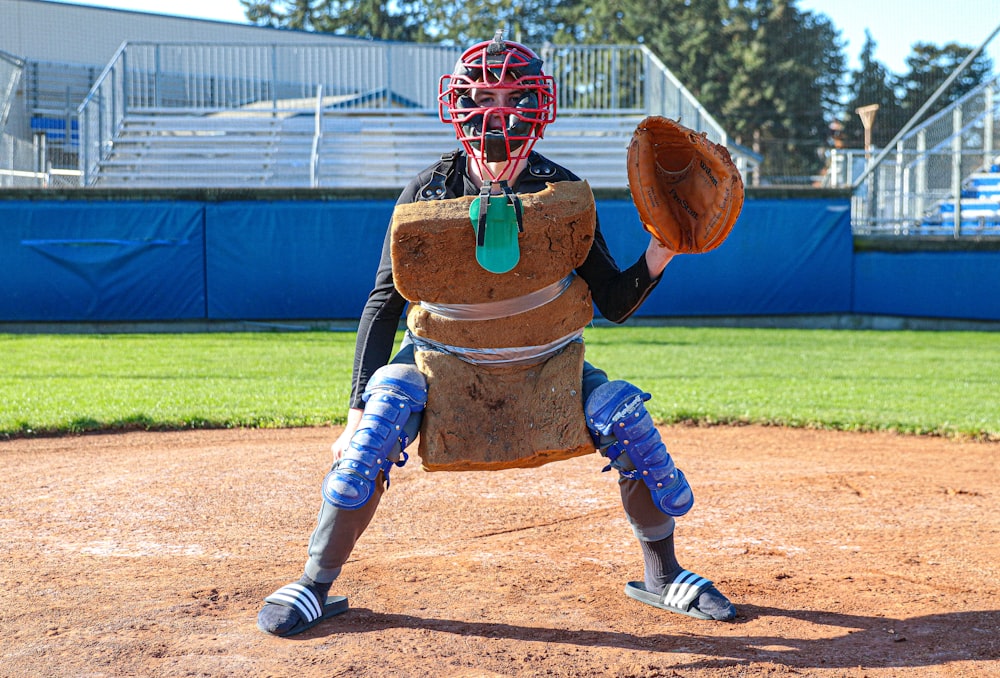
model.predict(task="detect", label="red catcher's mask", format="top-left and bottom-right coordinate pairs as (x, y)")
top-left (439, 33), bottom-right (557, 182)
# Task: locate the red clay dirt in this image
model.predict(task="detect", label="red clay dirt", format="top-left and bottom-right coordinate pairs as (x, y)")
top-left (1, 425), bottom-right (997, 677)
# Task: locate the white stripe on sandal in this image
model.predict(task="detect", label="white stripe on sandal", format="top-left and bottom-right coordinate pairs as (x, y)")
top-left (662, 569), bottom-right (711, 610)
top-left (264, 583), bottom-right (323, 622)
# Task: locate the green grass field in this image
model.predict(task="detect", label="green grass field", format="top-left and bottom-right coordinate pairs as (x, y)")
top-left (1, 327), bottom-right (998, 440)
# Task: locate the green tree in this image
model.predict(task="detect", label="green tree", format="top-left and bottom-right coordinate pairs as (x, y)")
top-left (241, 0), bottom-right (322, 31)
top-left (421, 0), bottom-right (578, 46)
top-left (718, 0), bottom-right (845, 179)
top-left (898, 42), bottom-right (993, 124)
top-left (840, 30), bottom-right (904, 149)
top-left (838, 39), bottom-right (992, 151)
top-left (559, 0), bottom-right (733, 111)
top-left (241, 0), bottom-right (431, 41)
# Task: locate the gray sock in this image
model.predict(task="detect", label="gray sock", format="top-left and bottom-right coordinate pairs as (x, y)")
top-left (640, 534), bottom-right (681, 592)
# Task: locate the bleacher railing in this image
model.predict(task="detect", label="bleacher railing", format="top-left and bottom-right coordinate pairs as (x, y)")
top-left (847, 74), bottom-right (999, 236)
top-left (848, 23), bottom-right (1000, 237)
top-left (78, 41), bottom-right (735, 186)
top-left (1, 48), bottom-right (24, 134)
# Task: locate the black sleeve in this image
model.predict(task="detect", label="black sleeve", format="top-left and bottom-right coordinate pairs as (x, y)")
top-left (347, 176), bottom-right (425, 409)
top-left (348, 229), bottom-right (407, 408)
top-left (576, 216), bottom-right (661, 324)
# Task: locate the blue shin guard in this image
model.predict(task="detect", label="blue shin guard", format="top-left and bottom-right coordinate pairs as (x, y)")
top-left (322, 364), bottom-right (427, 510)
top-left (585, 380), bottom-right (694, 517)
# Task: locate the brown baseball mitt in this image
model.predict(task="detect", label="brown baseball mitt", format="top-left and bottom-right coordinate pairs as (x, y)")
top-left (627, 116), bottom-right (744, 253)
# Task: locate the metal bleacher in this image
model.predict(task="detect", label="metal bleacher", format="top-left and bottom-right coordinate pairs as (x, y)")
top-left (73, 42), bottom-right (748, 191)
top-left (94, 113), bottom-right (302, 188)
top-left (90, 109), bottom-right (642, 189)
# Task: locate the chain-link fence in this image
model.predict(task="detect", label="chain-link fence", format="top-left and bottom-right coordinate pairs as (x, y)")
top-left (0, 130), bottom-right (81, 187)
top-left (852, 78), bottom-right (997, 235)
top-left (2, 5), bottom-right (999, 207)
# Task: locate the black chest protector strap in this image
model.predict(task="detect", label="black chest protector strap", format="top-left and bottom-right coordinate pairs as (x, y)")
top-left (418, 152), bottom-right (570, 202)
top-left (418, 151), bottom-right (461, 201)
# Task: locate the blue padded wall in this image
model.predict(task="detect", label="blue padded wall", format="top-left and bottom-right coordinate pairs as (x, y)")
top-left (204, 201), bottom-right (394, 320)
top-left (2, 195), bottom-right (998, 324)
top-left (597, 199), bottom-right (853, 316)
top-left (854, 251), bottom-right (1000, 321)
top-left (0, 201), bottom-right (205, 321)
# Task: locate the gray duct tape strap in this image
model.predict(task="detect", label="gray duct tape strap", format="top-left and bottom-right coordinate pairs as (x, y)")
top-left (409, 329), bottom-right (584, 366)
top-left (419, 275), bottom-right (574, 321)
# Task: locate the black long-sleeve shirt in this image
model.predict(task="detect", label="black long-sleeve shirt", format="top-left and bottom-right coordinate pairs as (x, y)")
top-left (348, 150), bottom-right (661, 408)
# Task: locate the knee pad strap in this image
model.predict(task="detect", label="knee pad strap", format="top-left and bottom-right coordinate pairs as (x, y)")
top-left (585, 380), bottom-right (694, 517)
top-left (322, 364), bottom-right (427, 510)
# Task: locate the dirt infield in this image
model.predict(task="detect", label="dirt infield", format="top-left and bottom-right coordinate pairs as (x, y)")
top-left (2, 425), bottom-right (998, 677)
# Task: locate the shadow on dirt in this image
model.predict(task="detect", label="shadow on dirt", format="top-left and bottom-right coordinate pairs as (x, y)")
top-left (289, 604), bottom-right (999, 670)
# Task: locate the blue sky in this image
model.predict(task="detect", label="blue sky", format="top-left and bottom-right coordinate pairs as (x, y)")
top-left (51, 0), bottom-right (1000, 75)
top-left (797, 0), bottom-right (999, 72)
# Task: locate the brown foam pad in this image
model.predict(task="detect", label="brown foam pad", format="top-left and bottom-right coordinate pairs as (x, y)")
top-left (390, 181), bottom-right (596, 304)
top-left (415, 342), bottom-right (596, 472)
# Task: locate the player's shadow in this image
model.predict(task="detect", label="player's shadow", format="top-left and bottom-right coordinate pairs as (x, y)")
top-left (295, 604), bottom-right (999, 671)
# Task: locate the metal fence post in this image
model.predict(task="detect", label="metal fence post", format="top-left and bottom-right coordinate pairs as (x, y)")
top-left (386, 45), bottom-right (392, 111)
top-left (310, 83), bottom-right (322, 188)
top-left (915, 129), bottom-right (926, 221)
top-left (154, 44), bottom-right (161, 109)
top-left (610, 47), bottom-right (618, 111)
top-left (120, 47), bottom-right (127, 118)
top-left (952, 107), bottom-right (964, 237)
top-left (894, 141), bottom-right (905, 231)
top-left (271, 44), bottom-right (278, 115)
top-left (985, 85), bottom-right (995, 169)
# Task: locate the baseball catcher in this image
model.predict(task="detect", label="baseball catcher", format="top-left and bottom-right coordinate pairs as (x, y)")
top-left (257, 31), bottom-right (737, 637)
